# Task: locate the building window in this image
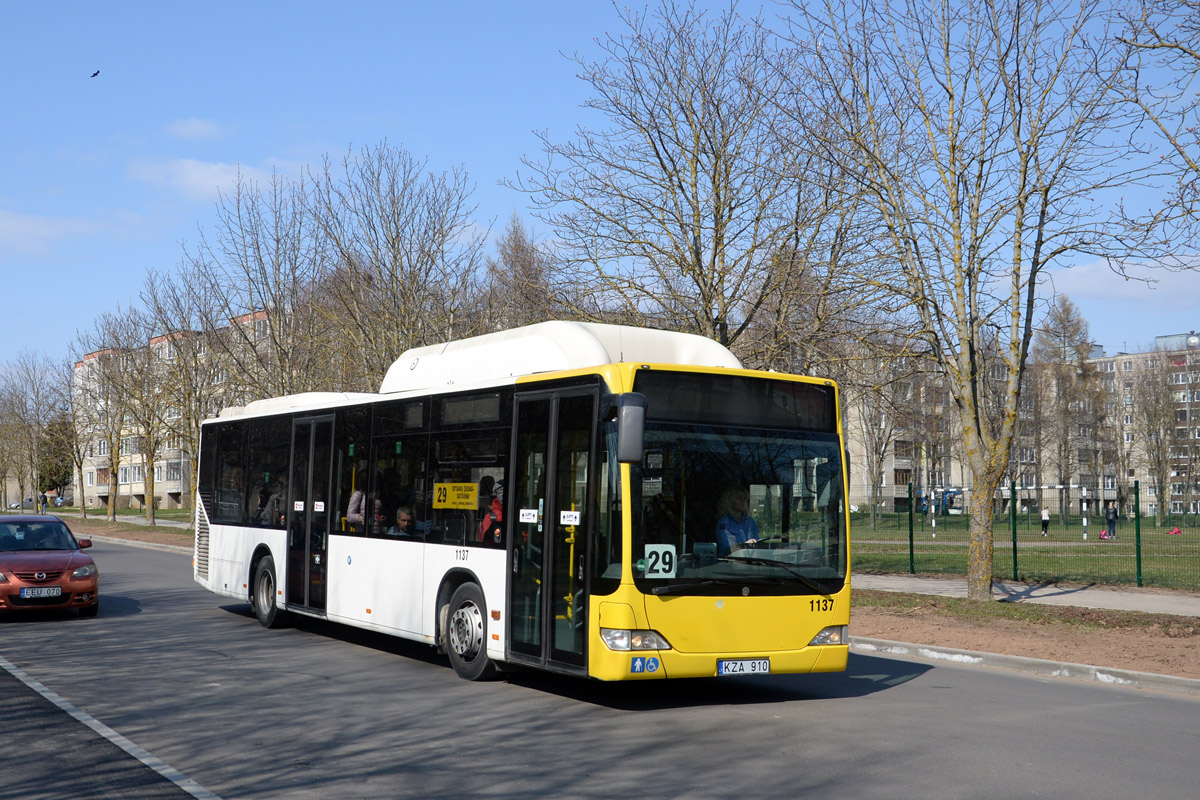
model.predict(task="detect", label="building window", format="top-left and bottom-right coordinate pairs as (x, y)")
top-left (119, 467), bottom-right (130, 484)
top-left (1123, 360), bottom-right (1133, 371)
top-left (97, 439), bottom-right (109, 456)
top-left (86, 471), bottom-right (94, 487)
top-left (167, 461), bottom-right (182, 482)
top-left (154, 465), bottom-right (163, 482)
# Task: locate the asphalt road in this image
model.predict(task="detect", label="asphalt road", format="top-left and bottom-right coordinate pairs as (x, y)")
top-left (3, 541), bottom-right (1199, 800)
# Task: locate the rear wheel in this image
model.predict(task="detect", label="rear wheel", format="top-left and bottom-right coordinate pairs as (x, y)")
top-left (445, 583), bottom-right (495, 680)
top-left (253, 556), bottom-right (290, 629)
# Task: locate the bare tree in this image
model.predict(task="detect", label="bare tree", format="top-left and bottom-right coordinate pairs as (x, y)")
top-left (511, 1), bottom-right (819, 347)
top-left (1032, 296), bottom-right (1100, 521)
top-left (188, 169), bottom-right (333, 400)
top-left (142, 265), bottom-right (236, 510)
top-left (1132, 348), bottom-right (1177, 524)
top-left (0, 384), bottom-right (27, 511)
top-left (478, 213), bottom-right (562, 331)
top-left (1120, 0), bottom-right (1200, 237)
top-left (49, 355), bottom-right (92, 518)
top-left (75, 314), bottom-right (134, 522)
top-left (786, 0), bottom-right (1154, 599)
top-left (4, 350), bottom-right (54, 514)
top-left (309, 140), bottom-right (487, 386)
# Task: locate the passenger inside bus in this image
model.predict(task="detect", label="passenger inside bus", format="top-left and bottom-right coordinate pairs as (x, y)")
top-left (387, 506), bottom-right (417, 537)
top-left (477, 479), bottom-right (503, 545)
top-left (715, 485), bottom-right (759, 555)
top-left (345, 489), bottom-right (365, 529)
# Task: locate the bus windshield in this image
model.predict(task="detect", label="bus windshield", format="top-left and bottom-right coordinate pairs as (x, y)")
top-left (631, 423), bottom-right (846, 596)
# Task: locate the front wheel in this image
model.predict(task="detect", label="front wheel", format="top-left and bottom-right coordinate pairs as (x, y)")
top-left (445, 583), bottom-right (495, 680)
top-left (253, 556), bottom-right (290, 629)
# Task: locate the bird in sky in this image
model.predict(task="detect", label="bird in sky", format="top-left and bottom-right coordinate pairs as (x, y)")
top-left (90, 70), bottom-right (100, 78)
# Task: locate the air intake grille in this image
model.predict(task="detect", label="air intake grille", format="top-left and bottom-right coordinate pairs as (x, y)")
top-left (195, 496), bottom-right (211, 580)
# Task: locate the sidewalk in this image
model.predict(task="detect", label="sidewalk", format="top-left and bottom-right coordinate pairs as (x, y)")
top-left (60, 511), bottom-right (191, 529)
top-left (852, 573), bottom-right (1200, 697)
top-left (854, 573), bottom-right (1200, 617)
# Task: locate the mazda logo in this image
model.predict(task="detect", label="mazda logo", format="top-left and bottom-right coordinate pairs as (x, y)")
top-left (35, 571), bottom-right (46, 581)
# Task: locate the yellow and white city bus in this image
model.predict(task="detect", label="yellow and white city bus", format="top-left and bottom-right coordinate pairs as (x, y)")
top-left (193, 321), bottom-right (850, 680)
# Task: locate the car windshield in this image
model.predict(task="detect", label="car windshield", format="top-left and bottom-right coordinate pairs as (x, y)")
top-left (630, 422), bottom-right (846, 596)
top-left (0, 522), bottom-right (78, 552)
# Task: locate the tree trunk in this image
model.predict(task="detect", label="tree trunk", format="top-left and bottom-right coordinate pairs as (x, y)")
top-left (966, 473), bottom-right (1003, 600)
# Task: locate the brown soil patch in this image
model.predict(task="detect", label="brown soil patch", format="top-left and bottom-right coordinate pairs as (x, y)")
top-left (66, 517), bottom-right (196, 550)
top-left (853, 605), bottom-right (1200, 680)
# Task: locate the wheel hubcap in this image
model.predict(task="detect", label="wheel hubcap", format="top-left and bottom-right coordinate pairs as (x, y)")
top-left (448, 601), bottom-right (483, 661)
top-left (258, 572), bottom-right (273, 611)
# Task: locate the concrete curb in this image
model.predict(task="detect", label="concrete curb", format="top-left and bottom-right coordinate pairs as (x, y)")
top-left (85, 534), bottom-right (193, 556)
top-left (851, 636), bottom-right (1200, 698)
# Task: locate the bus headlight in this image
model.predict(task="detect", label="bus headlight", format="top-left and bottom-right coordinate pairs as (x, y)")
top-left (600, 628), bottom-right (671, 651)
top-left (809, 625), bottom-right (848, 646)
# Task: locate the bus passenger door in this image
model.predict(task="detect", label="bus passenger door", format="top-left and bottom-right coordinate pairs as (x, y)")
top-left (508, 390), bottom-right (596, 674)
top-left (287, 415), bottom-right (333, 612)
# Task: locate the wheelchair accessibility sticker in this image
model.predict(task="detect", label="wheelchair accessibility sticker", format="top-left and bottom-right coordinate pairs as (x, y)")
top-left (630, 656), bottom-right (660, 674)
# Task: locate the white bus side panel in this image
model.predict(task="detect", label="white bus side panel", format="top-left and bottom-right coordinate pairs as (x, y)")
top-left (198, 524), bottom-right (286, 602)
top-left (324, 536), bottom-right (425, 636)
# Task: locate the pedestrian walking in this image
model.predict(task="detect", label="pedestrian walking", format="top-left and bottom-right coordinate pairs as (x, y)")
top-left (1103, 501), bottom-right (1117, 540)
top-left (1040, 506), bottom-right (1050, 537)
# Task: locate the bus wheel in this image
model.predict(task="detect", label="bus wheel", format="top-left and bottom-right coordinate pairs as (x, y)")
top-left (446, 583), bottom-right (495, 680)
top-left (253, 556), bottom-right (290, 629)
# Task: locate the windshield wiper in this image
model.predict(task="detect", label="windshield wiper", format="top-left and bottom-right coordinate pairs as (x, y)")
top-left (649, 579), bottom-right (730, 595)
top-left (715, 556), bottom-right (829, 595)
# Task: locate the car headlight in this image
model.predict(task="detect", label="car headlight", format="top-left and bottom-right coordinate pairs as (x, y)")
top-left (600, 628), bottom-right (671, 651)
top-left (72, 564), bottom-right (97, 579)
top-left (0, 571), bottom-right (7, 583)
top-left (809, 625), bottom-right (848, 646)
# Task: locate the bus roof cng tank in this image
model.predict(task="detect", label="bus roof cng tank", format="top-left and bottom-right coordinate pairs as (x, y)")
top-left (379, 321), bottom-right (742, 394)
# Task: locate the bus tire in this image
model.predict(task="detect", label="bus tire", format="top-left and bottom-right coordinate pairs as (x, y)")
top-left (445, 583), bottom-right (495, 680)
top-left (253, 556), bottom-right (290, 629)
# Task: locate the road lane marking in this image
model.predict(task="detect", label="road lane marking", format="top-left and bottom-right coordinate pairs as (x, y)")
top-left (0, 653), bottom-right (223, 800)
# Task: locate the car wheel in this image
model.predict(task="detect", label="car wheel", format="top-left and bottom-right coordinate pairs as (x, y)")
top-left (445, 583), bottom-right (495, 680)
top-left (79, 601), bottom-right (99, 618)
top-left (253, 556), bottom-right (290, 629)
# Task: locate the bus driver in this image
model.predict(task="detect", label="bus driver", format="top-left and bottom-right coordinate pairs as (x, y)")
top-left (716, 485), bottom-right (758, 556)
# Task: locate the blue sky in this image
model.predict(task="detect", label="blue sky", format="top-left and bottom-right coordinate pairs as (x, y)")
top-left (1, 1), bottom-right (1196, 365)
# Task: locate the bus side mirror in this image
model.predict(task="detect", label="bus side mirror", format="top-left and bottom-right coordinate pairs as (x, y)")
top-left (616, 393), bottom-right (646, 464)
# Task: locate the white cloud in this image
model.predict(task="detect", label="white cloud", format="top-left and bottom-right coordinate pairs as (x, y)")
top-left (128, 157), bottom-right (272, 202)
top-left (0, 210), bottom-right (103, 258)
top-left (1049, 259), bottom-right (1200, 313)
top-left (1046, 259), bottom-right (1200, 352)
top-left (164, 118), bottom-right (229, 140)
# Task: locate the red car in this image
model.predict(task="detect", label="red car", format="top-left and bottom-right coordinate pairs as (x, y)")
top-left (0, 515), bottom-right (99, 617)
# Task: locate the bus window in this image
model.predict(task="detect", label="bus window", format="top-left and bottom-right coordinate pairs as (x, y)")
top-left (335, 408), bottom-right (370, 536)
top-left (247, 416), bottom-right (290, 529)
top-left (369, 434), bottom-right (429, 539)
top-left (429, 435), bottom-right (507, 547)
top-left (214, 421), bottom-right (247, 525)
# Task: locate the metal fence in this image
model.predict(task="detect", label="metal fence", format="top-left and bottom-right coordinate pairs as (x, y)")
top-left (853, 481), bottom-right (1200, 591)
